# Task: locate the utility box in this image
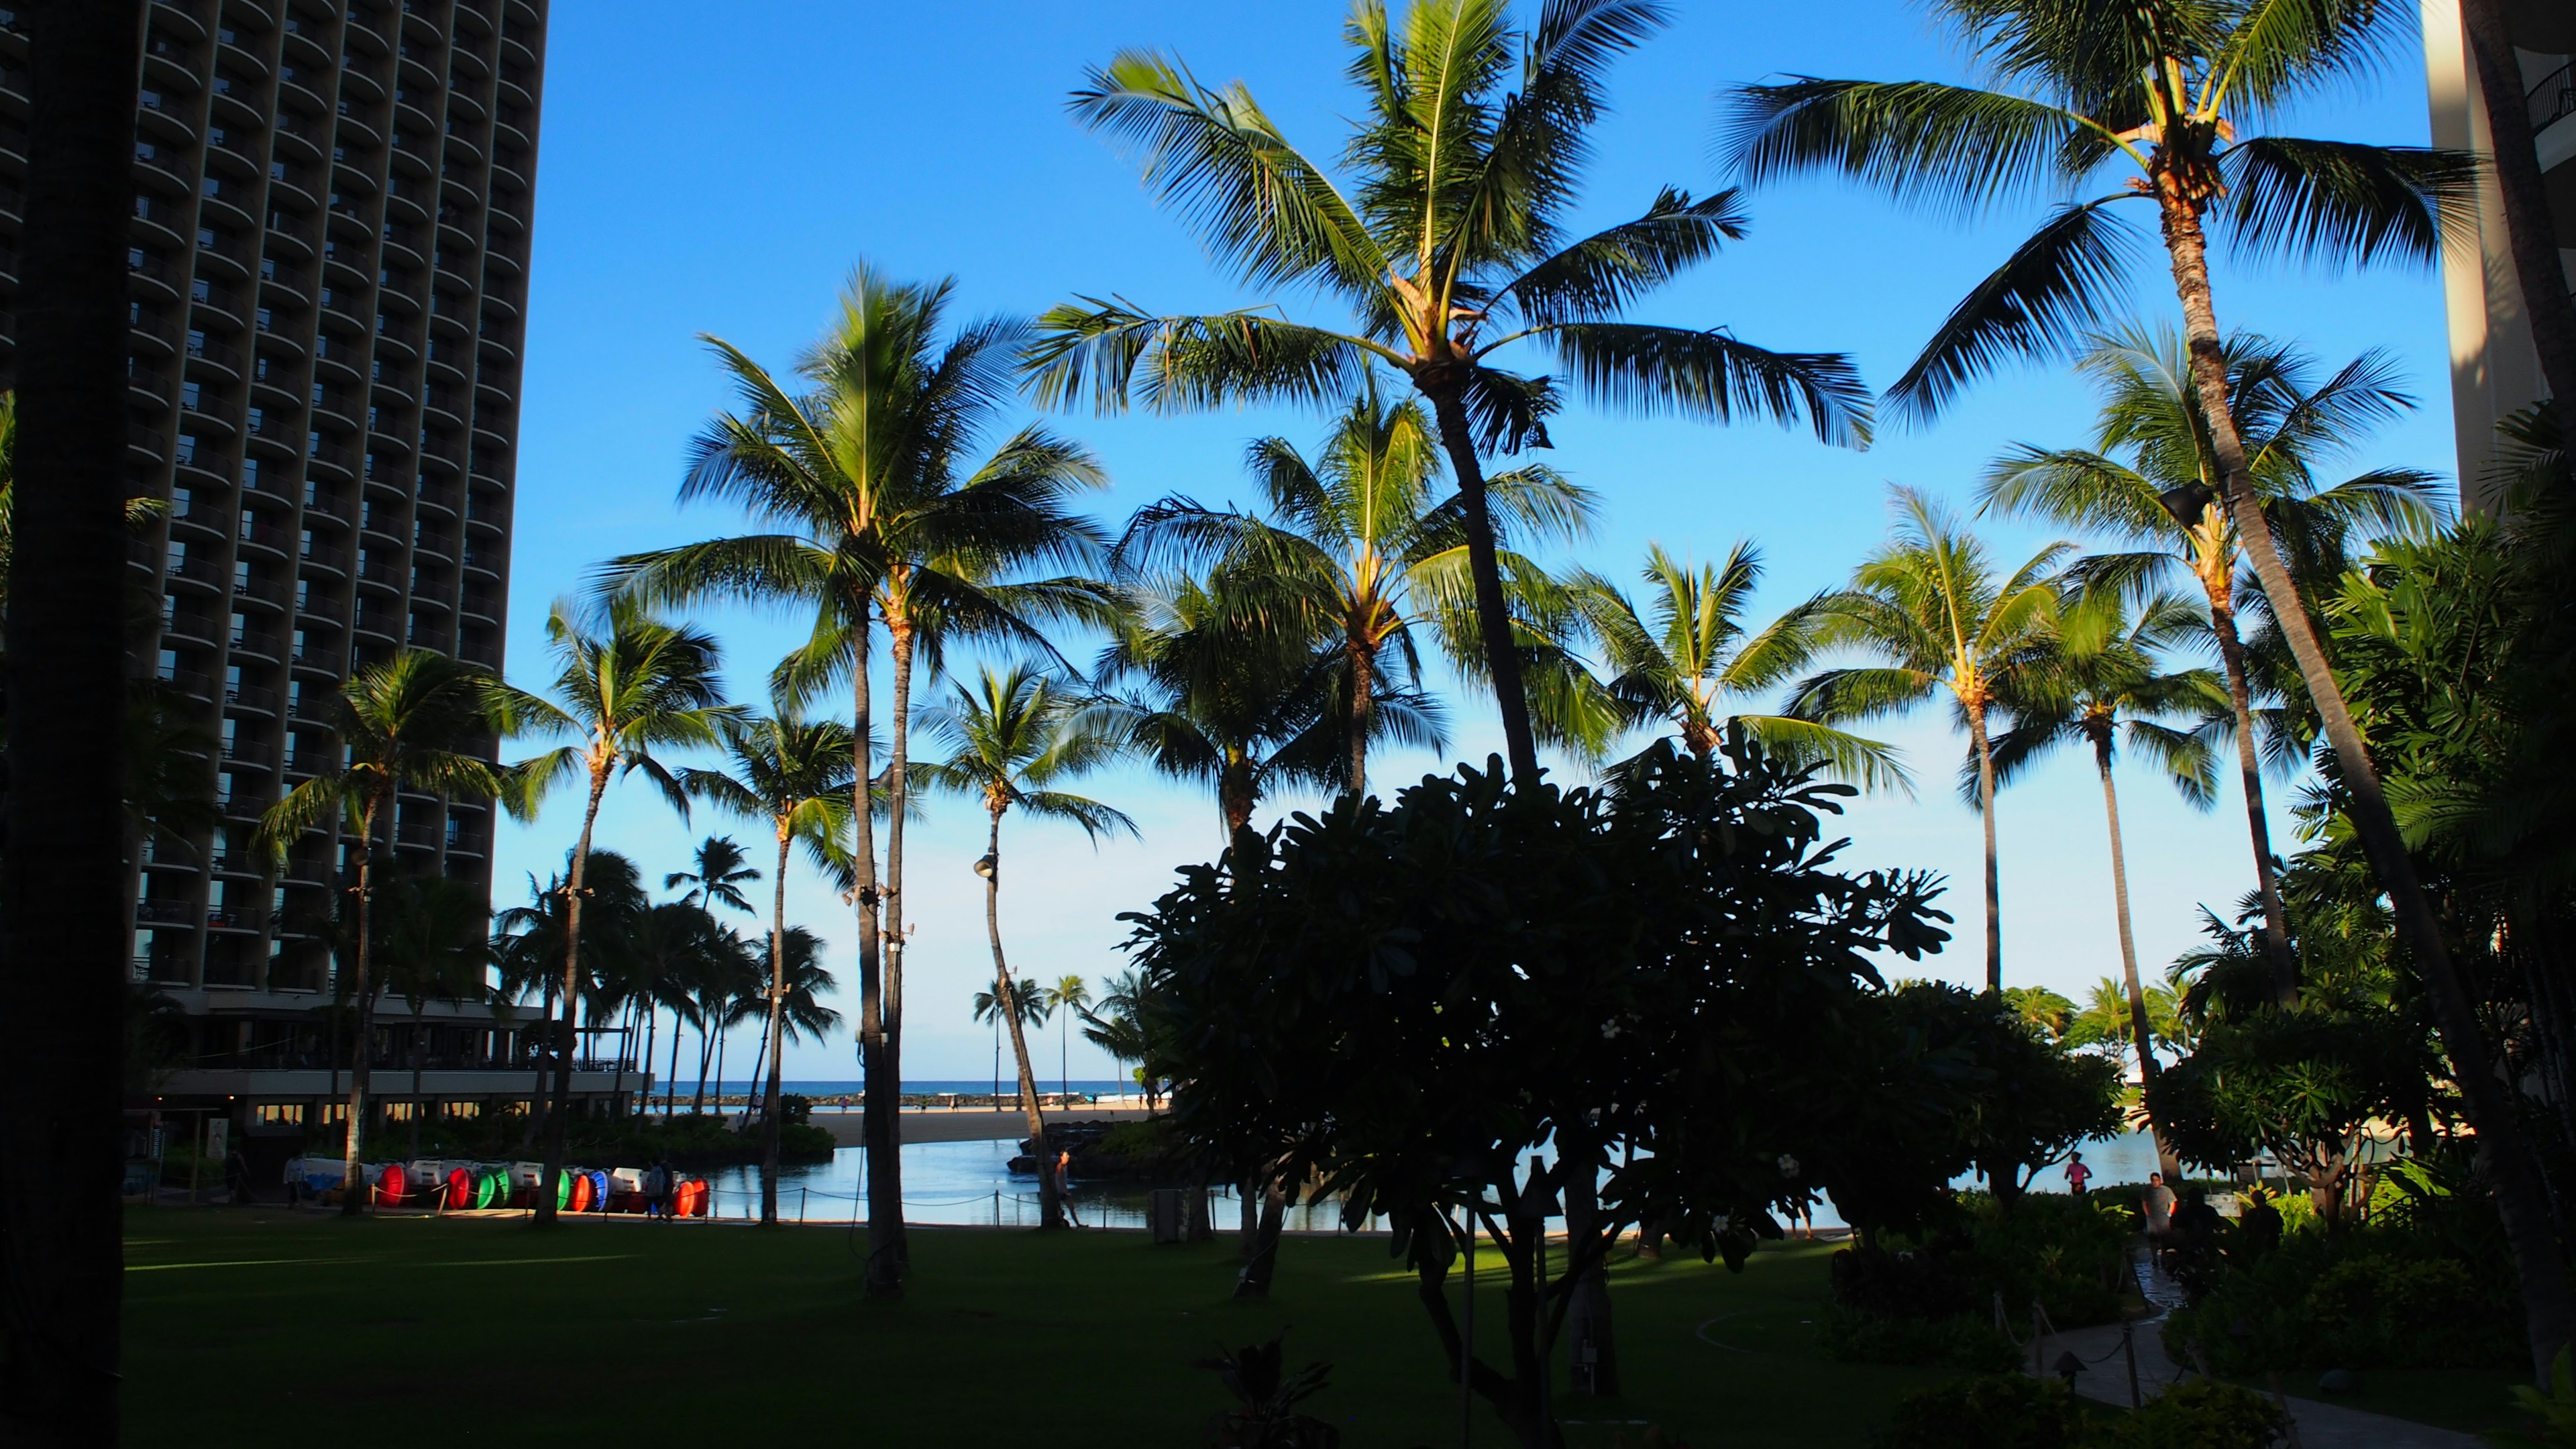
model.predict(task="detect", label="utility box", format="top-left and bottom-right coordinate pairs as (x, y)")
top-left (1147, 1188), bottom-right (1186, 1244)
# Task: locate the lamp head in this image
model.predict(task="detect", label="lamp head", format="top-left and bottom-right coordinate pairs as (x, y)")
top-left (2157, 480), bottom-right (2215, 525)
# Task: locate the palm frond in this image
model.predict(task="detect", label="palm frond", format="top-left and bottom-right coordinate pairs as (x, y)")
top-left (1544, 321), bottom-right (1872, 445)
top-left (1885, 197), bottom-right (2142, 425)
top-left (2219, 138), bottom-right (2477, 269)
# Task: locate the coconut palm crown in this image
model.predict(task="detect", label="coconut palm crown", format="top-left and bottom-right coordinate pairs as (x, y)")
top-left (1569, 540), bottom-right (1907, 792)
top-left (1978, 326), bottom-right (2443, 1001)
top-left (1036, 0), bottom-right (1872, 784)
top-left (1790, 487), bottom-right (2068, 991)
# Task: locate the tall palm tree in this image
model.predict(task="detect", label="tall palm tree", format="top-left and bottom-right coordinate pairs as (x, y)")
top-left (619, 900), bottom-right (729, 1119)
top-left (918, 665), bottom-right (1139, 1230)
top-left (372, 875), bottom-right (494, 1159)
top-left (1791, 488), bottom-right (2067, 990)
top-left (1079, 969), bottom-right (1160, 1110)
top-left (973, 979), bottom-right (1051, 1099)
top-left (1046, 975), bottom-right (1092, 1098)
top-left (1721, 6), bottom-right (2575, 1374)
top-left (691, 926), bottom-right (765, 1116)
top-left (680, 709), bottom-right (857, 1225)
top-left (255, 649), bottom-right (515, 1214)
top-left (1115, 382), bottom-right (1595, 794)
top-left (667, 834), bottom-right (761, 915)
top-left (502, 598), bottom-right (731, 1224)
top-left (1095, 569), bottom-right (1348, 841)
top-left (492, 851), bottom-right (647, 1144)
top-left (664, 835), bottom-right (760, 1113)
top-left (1982, 586), bottom-right (2224, 1174)
top-left (606, 266), bottom-right (1111, 1293)
top-left (5, 8), bottom-right (144, 1430)
top-left (1980, 328), bottom-right (2442, 1001)
top-left (737, 926), bottom-right (846, 1111)
top-left (1568, 541), bottom-right (1907, 789)
top-left (1034, 0), bottom-right (1870, 785)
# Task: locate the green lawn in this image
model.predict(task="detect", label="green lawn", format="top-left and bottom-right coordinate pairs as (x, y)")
top-left (125, 1211), bottom-right (1955, 1446)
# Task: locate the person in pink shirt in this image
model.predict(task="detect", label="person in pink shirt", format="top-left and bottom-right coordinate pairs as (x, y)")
top-left (2063, 1150), bottom-right (2093, 1195)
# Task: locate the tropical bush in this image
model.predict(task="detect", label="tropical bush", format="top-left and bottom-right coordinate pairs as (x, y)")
top-left (2161, 1222), bottom-right (2519, 1373)
top-left (1876, 1373), bottom-right (2083, 1449)
top-left (1876, 1375), bottom-right (2282, 1449)
top-left (1819, 1303), bottom-right (2017, 1372)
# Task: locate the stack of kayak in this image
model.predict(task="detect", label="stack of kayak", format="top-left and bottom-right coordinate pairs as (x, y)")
top-left (283, 1157), bottom-right (712, 1214)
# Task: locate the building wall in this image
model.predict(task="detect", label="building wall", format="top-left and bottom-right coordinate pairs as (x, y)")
top-left (2423, 0), bottom-right (2575, 508)
top-left (0, 0), bottom-right (541, 1024)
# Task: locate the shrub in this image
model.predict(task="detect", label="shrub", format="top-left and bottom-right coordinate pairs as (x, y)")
top-left (1956, 1192), bottom-right (2136, 1328)
top-left (2104, 1381), bottom-right (2284, 1449)
top-left (2163, 1232), bottom-right (2520, 1373)
top-left (1819, 1304), bottom-right (2018, 1371)
top-left (1876, 1373), bottom-right (2082, 1449)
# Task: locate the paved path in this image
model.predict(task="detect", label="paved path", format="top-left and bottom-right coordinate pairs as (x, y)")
top-left (2027, 1245), bottom-right (2479, 1448)
top-left (811, 1106), bottom-right (1149, 1147)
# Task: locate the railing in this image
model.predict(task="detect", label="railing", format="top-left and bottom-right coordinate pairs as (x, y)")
top-left (2534, 62), bottom-right (2575, 133)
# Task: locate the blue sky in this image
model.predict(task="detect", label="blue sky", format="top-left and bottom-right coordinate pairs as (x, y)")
top-left (500, 1), bottom-right (2457, 1081)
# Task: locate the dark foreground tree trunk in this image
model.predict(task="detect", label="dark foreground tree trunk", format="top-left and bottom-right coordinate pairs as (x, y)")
top-left (1233, 1177), bottom-right (1287, 1298)
top-left (1422, 382), bottom-right (1540, 784)
top-left (1, 3), bottom-right (143, 1440)
top-left (1560, 1155), bottom-right (1621, 1398)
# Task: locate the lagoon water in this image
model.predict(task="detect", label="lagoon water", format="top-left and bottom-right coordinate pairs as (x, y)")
top-left (698, 1125), bottom-right (2175, 1230)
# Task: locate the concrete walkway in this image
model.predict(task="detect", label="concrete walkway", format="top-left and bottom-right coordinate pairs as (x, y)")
top-left (811, 1104), bottom-right (1148, 1147)
top-left (2027, 1245), bottom-right (2480, 1448)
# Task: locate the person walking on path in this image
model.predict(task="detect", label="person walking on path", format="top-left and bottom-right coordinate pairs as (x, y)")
top-left (1056, 1150), bottom-right (1082, 1228)
top-left (2064, 1150), bottom-right (2093, 1195)
top-left (643, 1159), bottom-right (672, 1221)
top-left (2142, 1172), bottom-right (2175, 1238)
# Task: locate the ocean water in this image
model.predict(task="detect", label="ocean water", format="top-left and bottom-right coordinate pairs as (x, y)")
top-left (692, 1127), bottom-right (2177, 1230)
top-left (647, 1080), bottom-right (1143, 1104)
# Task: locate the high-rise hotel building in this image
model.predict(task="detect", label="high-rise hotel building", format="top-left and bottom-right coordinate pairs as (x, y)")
top-left (2423, 0), bottom-right (2573, 505)
top-left (0, 0), bottom-right (586, 1134)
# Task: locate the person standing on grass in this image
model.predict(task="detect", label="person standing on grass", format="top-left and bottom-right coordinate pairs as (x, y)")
top-left (2064, 1150), bottom-right (2093, 1195)
top-left (643, 1159), bottom-right (672, 1221)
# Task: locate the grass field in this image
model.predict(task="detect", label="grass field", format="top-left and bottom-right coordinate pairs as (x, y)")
top-left (125, 1211), bottom-right (1954, 1446)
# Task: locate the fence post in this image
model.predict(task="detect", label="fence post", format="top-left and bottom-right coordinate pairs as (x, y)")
top-left (2123, 1321), bottom-right (2140, 1407)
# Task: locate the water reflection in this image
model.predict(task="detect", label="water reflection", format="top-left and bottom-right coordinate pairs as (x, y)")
top-left (698, 1128), bottom-right (2181, 1230)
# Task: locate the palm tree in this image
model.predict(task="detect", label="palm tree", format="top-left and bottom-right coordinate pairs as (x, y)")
top-left (664, 835), bottom-right (760, 1113)
top-left (918, 665), bottom-right (1139, 1230)
top-left (1983, 586), bottom-right (2224, 1174)
top-left (1568, 541), bottom-right (1907, 789)
top-left (255, 649), bottom-right (513, 1212)
top-left (667, 834), bottom-right (761, 915)
top-left (1792, 488), bottom-right (2065, 990)
top-left (973, 979), bottom-right (1051, 1096)
top-left (1046, 975), bottom-right (1092, 1098)
top-left (1116, 382), bottom-right (1599, 794)
top-left (1034, 0), bottom-right (1870, 785)
top-left (680, 708), bottom-right (857, 1225)
top-left (606, 266), bottom-right (1111, 1293)
top-left (692, 927), bottom-right (763, 1116)
top-left (1721, 7), bottom-right (2575, 1375)
top-left (372, 875), bottom-right (493, 1159)
top-left (501, 598), bottom-right (731, 1224)
top-left (1095, 568), bottom-right (1346, 841)
top-left (492, 851), bottom-right (647, 1144)
top-left (619, 900), bottom-right (729, 1119)
top-left (1980, 328), bottom-right (2442, 1000)
top-left (1079, 969), bottom-right (1160, 1110)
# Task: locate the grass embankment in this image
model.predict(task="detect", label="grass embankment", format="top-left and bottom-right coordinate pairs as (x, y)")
top-left (127, 1213), bottom-right (1948, 1446)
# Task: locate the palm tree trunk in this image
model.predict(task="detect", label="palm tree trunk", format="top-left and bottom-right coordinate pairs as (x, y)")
top-left (2093, 729), bottom-right (2181, 1180)
top-left (409, 1006), bottom-right (427, 1162)
top-left (760, 827), bottom-right (792, 1226)
top-left (343, 792), bottom-right (388, 1216)
top-left (884, 612), bottom-right (921, 1255)
top-left (525, 974), bottom-right (553, 1150)
top-left (2206, 592), bottom-right (2298, 1004)
top-left (1, 3), bottom-right (140, 1427)
top-left (638, 1001), bottom-right (657, 1118)
top-left (1967, 699), bottom-right (2004, 991)
top-left (849, 611), bottom-right (901, 1293)
top-left (537, 769), bottom-right (610, 1225)
top-left (665, 1006), bottom-right (684, 1117)
top-left (2456, 0), bottom-right (2576, 412)
top-left (693, 1013), bottom-right (714, 1116)
top-left (1346, 635), bottom-right (1374, 796)
top-left (713, 1017), bottom-right (727, 1118)
top-left (983, 810), bottom-right (1063, 1230)
top-left (1423, 382), bottom-right (1540, 785)
top-left (2158, 179), bottom-right (2576, 1381)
